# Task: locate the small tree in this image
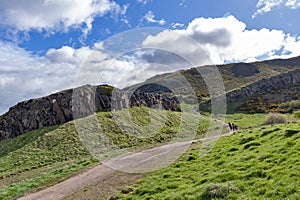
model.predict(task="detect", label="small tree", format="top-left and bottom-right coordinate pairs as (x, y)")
top-left (264, 113), bottom-right (288, 125)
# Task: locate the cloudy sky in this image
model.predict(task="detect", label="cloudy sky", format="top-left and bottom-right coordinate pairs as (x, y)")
top-left (1, 0), bottom-right (300, 114)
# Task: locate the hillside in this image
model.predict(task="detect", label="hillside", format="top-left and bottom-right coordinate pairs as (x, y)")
top-left (114, 119), bottom-right (300, 199)
top-left (0, 107), bottom-right (208, 200)
top-left (1, 56), bottom-right (300, 199)
top-left (125, 56), bottom-right (300, 110)
top-left (0, 85), bottom-right (180, 141)
top-left (58, 114), bottom-right (300, 199)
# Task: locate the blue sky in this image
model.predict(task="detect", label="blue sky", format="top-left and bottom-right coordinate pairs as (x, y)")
top-left (1, 0), bottom-right (300, 113)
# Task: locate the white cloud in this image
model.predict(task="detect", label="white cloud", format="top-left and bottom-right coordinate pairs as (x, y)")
top-left (0, 0), bottom-right (126, 38)
top-left (253, 0), bottom-right (300, 17)
top-left (137, 0), bottom-right (147, 5)
top-left (285, 0), bottom-right (300, 8)
top-left (171, 22), bottom-right (185, 29)
top-left (141, 11), bottom-right (166, 25)
top-left (179, 0), bottom-right (187, 7)
top-left (0, 41), bottom-right (158, 114)
top-left (2, 15), bottom-right (300, 115)
top-left (142, 16), bottom-right (300, 65)
top-left (46, 46), bottom-right (96, 65)
top-left (0, 41), bottom-right (78, 114)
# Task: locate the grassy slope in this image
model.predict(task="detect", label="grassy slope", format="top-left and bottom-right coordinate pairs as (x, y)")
top-left (118, 119), bottom-right (300, 199)
top-left (0, 107), bottom-right (208, 200)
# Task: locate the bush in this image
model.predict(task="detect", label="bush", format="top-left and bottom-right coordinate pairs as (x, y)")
top-left (278, 102), bottom-right (290, 109)
top-left (290, 100), bottom-right (300, 110)
top-left (201, 183), bottom-right (240, 199)
top-left (278, 100), bottom-right (300, 112)
top-left (264, 113), bottom-right (288, 125)
top-left (293, 110), bottom-right (300, 118)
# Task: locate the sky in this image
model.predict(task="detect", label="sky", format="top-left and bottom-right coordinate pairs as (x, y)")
top-left (1, 0), bottom-right (300, 114)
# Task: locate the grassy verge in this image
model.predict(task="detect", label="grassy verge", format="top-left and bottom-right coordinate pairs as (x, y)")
top-left (222, 113), bottom-right (267, 129)
top-left (117, 120), bottom-right (300, 199)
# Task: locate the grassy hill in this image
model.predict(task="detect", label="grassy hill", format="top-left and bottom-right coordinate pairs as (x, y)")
top-left (116, 118), bottom-right (300, 199)
top-left (0, 107), bottom-right (208, 200)
top-left (1, 106), bottom-right (299, 199)
top-left (1, 56), bottom-right (300, 199)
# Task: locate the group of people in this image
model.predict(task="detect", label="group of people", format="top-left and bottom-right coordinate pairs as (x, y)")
top-left (228, 122), bottom-right (238, 131)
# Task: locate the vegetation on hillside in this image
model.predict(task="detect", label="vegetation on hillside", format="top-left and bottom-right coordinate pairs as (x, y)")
top-left (125, 59), bottom-right (300, 106)
top-left (0, 107), bottom-right (208, 200)
top-left (117, 120), bottom-right (300, 199)
top-left (237, 88), bottom-right (300, 113)
top-left (264, 113), bottom-right (289, 125)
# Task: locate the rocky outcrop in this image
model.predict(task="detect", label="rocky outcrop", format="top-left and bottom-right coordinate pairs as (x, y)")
top-left (200, 69), bottom-right (300, 110)
top-left (0, 85), bottom-right (180, 141)
top-left (230, 63), bottom-right (259, 77)
top-left (226, 69), bottom-right (300, 103)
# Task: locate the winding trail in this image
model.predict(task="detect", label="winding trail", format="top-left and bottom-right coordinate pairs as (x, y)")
top-left (19, 121), bottom-right (234, 200)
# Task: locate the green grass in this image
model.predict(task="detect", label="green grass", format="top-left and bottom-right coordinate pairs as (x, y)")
top-left (0, 122), bottom-right (95, 199)
top-left (223, 113), bottom-right (267, 129)
top-left (0, 107), bottom-right (209, 200)
top-left (0, 126), bottom-right (59, 157)
top-left (118, 120), bottom-right (300, 199)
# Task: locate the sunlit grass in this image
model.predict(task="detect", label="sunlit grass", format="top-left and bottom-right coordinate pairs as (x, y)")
top-left (118, 120), bottom-right (300, 199)
top-left (0, 107), bottom-right (208, 200)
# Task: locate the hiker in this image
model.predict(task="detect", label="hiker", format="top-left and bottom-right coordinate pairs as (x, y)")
top-left (232, 123), bottom-right (238, 131)
top-left (228, 122), bottom-right (233, 131)
top-left (235, 124), bottom-right (238, 131)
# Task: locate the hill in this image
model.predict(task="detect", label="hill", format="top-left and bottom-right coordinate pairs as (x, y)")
top-left (125, 56), bottom-right (300, 112)
top-left (1, 56), bottom-right (300, 141)
top-left (0, 107), bottom-right (208, 200)
top-left (0, 55), bottom-right (300, 199)
top-left (0, 85), bottom-right (180, 141)
top-left (113, 119), bottom-right (300, 199)
top-left (2, 55), bottom-right (300, 141)
top-left (57, 113), bottom-right (299, 199)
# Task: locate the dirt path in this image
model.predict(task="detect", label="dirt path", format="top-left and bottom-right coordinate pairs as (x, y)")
top-left (18, 165), bottom-right (115, 200)
top-left (19, 127), bottom-right (234, 200)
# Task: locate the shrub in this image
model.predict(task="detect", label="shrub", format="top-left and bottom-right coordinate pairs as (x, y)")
top-left (278, 100), bottom-right (300, 112)
top-left (290, 100), bottom-right (300, 110)
top-left (293, 110), bottom-right (300, 118)
top-left (278, 102), bottom-right (290, 109)
top-left (264, 113), bottom-right (288, 125)
top-left (201, 183), bottom-right (240, 199)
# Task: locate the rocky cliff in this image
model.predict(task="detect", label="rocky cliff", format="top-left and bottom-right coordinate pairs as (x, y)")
top-left (201, 69), bottom-right (300, 111)
top-left (0, 85), bottom-right (180, 141)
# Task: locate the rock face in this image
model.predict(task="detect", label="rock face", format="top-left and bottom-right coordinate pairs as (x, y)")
top-left (225, 69), bottom-right (300, 103)
top-left (201, 69), bottom-right (300, 110)
top-left (230, 63), bottom-right (259, 77)
top-left (0, 85), bottom-right (180, 141)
